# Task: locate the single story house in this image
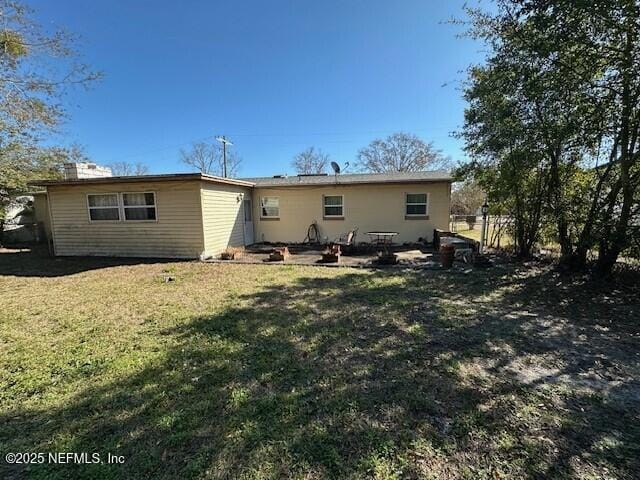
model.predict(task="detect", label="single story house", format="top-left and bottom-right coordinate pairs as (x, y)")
top-left (30, 169), bottom-right (452, 259)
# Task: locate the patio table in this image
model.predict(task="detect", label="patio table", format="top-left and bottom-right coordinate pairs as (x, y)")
top-left (365, 231), bottom-right (399, 254)
top-left (439, 236), bottom-right (472, 247)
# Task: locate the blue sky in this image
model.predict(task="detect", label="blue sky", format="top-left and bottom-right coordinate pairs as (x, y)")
top-left (33, 0), bottom-right (485, 177)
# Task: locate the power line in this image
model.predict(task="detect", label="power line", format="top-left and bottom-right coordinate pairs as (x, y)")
top-left (95, 126), bottom-right (459, 164)
top-left (102, 134), bottom-right (216, 161)
top-left (221, 126), bottom-right (456, 138)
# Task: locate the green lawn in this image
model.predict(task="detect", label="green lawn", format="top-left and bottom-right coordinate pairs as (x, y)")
top-left (1, 248), bottom-right (639, 479)
top-left (451, 221), bottom-right (513, 247)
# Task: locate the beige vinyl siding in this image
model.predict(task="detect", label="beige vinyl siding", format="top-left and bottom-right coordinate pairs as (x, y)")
top-left (200, 182), bottom-right (252, 257)
top-left (47, 180), bottom-right (205, 258)
top-left (253, 181), bottom-right (451, 244)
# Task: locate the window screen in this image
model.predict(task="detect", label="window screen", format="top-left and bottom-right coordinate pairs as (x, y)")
top-left (405, 193), bottom-right (427, 216)
top-left (87, 194), bottom-right (120, 221)
top-left (261, 197), bottom-right (279, 217)
top-left (122, 192), bottom-right (156, 221)
top-left (323, 195), bottom-right (344, 217)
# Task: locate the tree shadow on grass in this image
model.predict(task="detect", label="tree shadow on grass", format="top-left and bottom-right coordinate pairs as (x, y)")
top-left (0, 246), bottom-right (187, 277)
top-left (1, 265), bottom-right (639, 479)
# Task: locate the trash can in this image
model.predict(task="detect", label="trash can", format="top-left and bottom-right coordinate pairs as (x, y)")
top-left (440, 244), bottom-right (455, 268)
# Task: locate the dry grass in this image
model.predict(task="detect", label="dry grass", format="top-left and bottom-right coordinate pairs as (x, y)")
top-left (451, 221), bottom-right (513, 247)
top-left (1, 247), bottom-right (639, 479)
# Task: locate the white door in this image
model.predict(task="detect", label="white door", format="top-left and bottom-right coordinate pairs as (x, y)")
top-left (243, 198), bottom-right (254, 245)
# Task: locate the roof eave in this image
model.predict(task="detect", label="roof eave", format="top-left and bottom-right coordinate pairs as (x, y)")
top-left (199, 173), bottom-right (255, 187)
top-left (252, 178), bottom-right (453, 188)
top-left (28, 173), bottom-right (255, 188)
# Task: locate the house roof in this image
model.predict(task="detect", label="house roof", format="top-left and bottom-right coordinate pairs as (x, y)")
top-left (28, 173), bottom-right (255, 188)
top-left (241, 170), bottom-right (453, 187)
top-left (29, 170), bottom-right (453, 189)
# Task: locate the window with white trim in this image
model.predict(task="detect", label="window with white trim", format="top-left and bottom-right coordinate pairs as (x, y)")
top-left (405, 193), bottom-right (427, 216)
top-left (122, 192), bottom-right (157, 221)
top-left (260, 197), bottom-right (280, 218)
top-left (323, 195), bottom-right (344, 217)
top-left (87, 194), bottom-right (120, 221)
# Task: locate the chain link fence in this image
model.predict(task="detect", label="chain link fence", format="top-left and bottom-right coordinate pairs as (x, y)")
top-left (450, 214), bottom-right (513, 249)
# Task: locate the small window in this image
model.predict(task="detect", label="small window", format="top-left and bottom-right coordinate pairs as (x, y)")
top-left (122, 192), bottom-right (157, 221)
top-left (87, 194), bottom-right (120, 221)
top-left (323, 195), bottom-right (344, 217)
top-left (261, 197), bottom-right (279, 218)
top-left (405, 193), bottom-right (427, 216)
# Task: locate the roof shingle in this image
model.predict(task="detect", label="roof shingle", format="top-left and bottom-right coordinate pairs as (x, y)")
top-left (241, 170), bottom-right (452, 187)
top-left (29, 170), bottom-right (452, 188)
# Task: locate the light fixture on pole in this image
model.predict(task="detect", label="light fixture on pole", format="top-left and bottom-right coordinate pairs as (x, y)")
top-left (215, 136), bottom-right (233, 178)
top-left (480, 198), bottom-right (489, 253)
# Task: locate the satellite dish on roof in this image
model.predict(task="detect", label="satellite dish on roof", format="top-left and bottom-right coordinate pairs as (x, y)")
top-left (330, 161), bottom-right (341, 174)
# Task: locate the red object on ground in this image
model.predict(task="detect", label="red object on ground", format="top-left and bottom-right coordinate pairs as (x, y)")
top-left (269, 246), bottom-right (290, 261)
top-left (440, 244), bottom-right (455, 268)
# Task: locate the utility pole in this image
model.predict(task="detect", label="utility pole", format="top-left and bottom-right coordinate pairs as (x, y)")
top-left (216, 136), bottom-right (233, 178)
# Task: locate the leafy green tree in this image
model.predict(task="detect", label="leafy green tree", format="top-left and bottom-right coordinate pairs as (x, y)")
top-left (461, 0), bottom-right (640, 273)
top-left (461, 56), bottom-right (551, 257)
top-left (0, 0), bottom-right (100, 215)
top-left (451, 179), bottom-right (485, 216)
top-left (549, 0), bottom-right (640, 274)
top-left (0, 144), bottom-right (88, 218)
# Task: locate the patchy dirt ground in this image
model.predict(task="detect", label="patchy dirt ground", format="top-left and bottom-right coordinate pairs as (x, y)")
top-left (0, 248), bottom-right (639, 479)
top-left (210, 243), bottom-right (443, 268)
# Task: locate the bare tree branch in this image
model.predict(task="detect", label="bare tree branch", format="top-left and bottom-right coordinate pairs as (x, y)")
top-left (180, 141), bottom-right (241, 177)
top-left (291, 147), bottom-right (329, 174)
top-left (356, 132), bottom-right (451, 173)
top-left (107, 161), bottom-right (149, 176)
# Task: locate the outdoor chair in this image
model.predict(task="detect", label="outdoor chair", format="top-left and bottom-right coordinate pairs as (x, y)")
top-left (454, 247), bottom-right (474, 264)
top-left (332, 227), bottom-right (358, 253)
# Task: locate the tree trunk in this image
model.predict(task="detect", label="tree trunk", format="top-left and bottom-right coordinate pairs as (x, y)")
top-left (595, 13), bottom-right (639, 277)
top-left (547, 143), bottom-right (574, 261)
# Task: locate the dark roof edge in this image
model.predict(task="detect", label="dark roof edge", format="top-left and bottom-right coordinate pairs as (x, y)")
top-left (28, 173), bottom-right (255, 188)
top-left (251, 177), bottom-right (453, 188)
top-left (28, 172), bottom-right (452, 188)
